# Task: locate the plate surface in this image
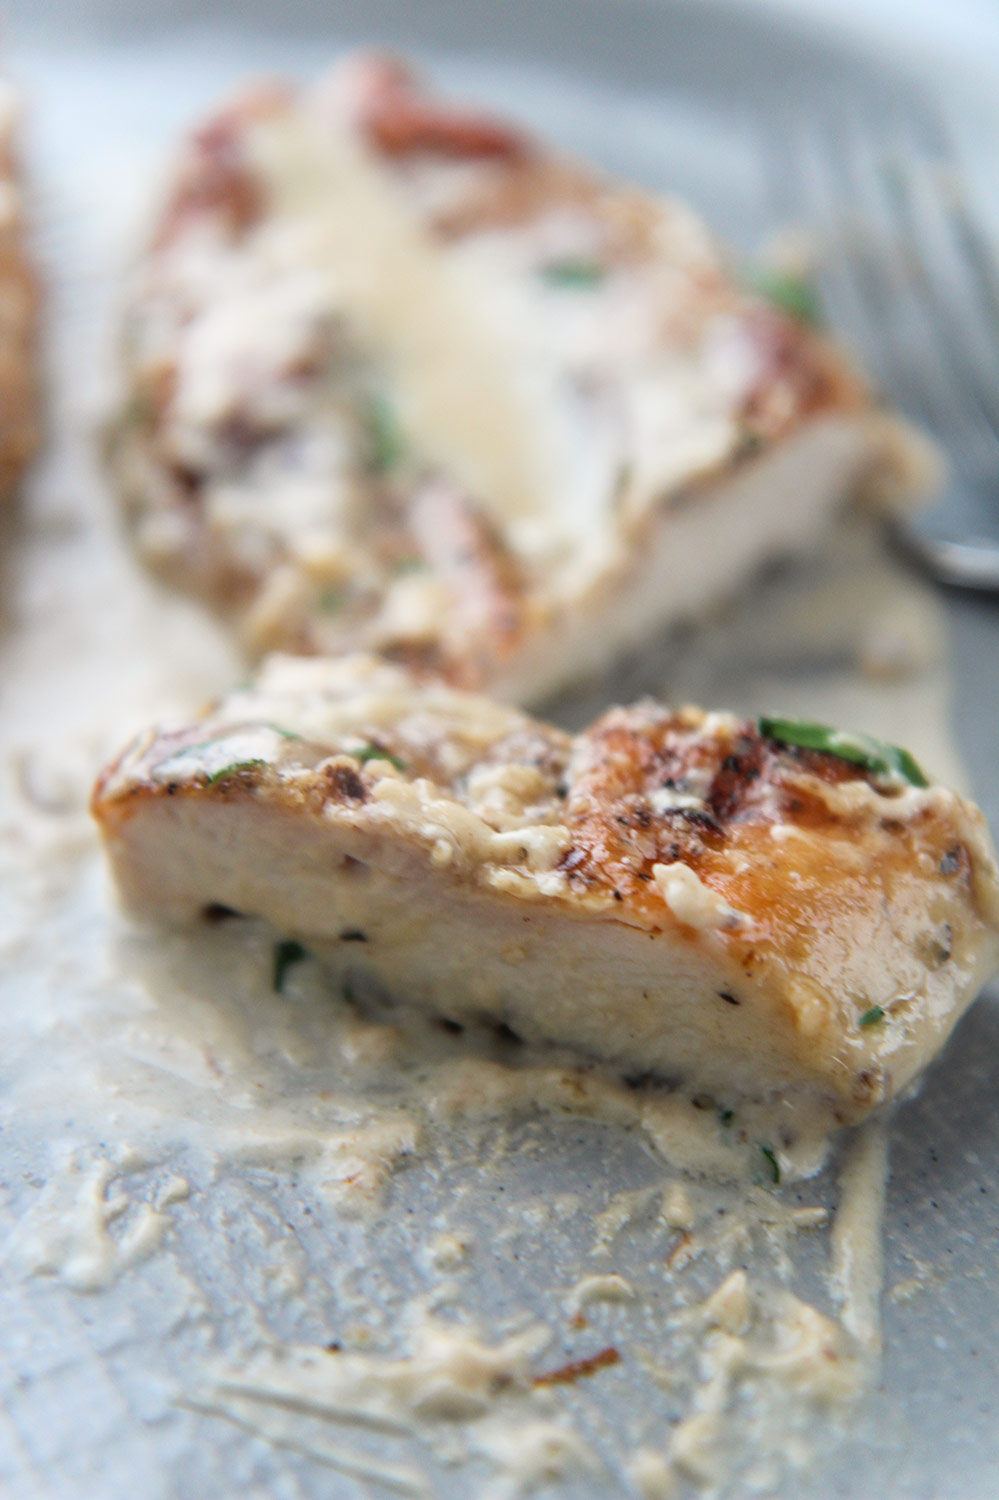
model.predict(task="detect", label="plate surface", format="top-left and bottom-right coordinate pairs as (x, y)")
top-left (2, 4), bottom-right (999, 1498)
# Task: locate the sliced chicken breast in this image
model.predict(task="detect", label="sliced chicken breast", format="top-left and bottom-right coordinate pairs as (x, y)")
top-left (92, 655), bottom-right (999, 1127)
top-left (0, 84), bottom-right (38, 496)
top-left (108, 53), bottom-right (925, 701)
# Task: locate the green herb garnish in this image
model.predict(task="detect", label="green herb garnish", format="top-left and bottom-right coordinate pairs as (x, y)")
top-left (317, 584), bottom-right (346, 614)
top-left (859, 1005), bottom-right (885, 1029)
top-left (744, 265), bottom-right (822, 325)
top-left (204, 758), bottom-right (266, 785)
top-left (758, 716), bottom-right (929, 789)
top-left (759, 1144), bottom-right (781, 1185)
top-left (352, 743), bottom-right (406, 772)
top-left (367, 393), bottom-right (405, 474)
top-left (123, 390), bottom-right (154, 428)
top-left (273, 939), bottom-right (307, 993)
top-left (391, 555), bottom-right (426, 576)
top-left (265, 724), bottom-right (303, 741)
top-left (539, 258), bottom-right (606, 289)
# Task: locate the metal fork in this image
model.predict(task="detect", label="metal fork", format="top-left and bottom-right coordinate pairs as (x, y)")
top-left (763, 87), bottom-right (999, 590)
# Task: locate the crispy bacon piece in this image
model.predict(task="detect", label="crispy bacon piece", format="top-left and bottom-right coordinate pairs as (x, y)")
top-left (154, 83), bottom-right (289, 248)
top-left (339, 52), bottom-right (527, 161)
top-left (532, 1347), bottom-right (621, 1387)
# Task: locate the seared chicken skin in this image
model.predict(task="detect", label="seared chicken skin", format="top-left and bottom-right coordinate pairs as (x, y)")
top-left (108, 53), bottom-right (920, 701)
top-left (0, 85), bottom-right (38, 496)
top-left (92, 655), bottom-right (999, 1125)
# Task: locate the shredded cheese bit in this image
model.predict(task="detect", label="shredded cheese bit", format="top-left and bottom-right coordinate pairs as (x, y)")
top-left (652, 862), bottom-right (748, 932)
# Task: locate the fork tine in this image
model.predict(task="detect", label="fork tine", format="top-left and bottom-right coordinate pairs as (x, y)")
top-left (761, 96), bottom-right (999, 487)
top-left (770, 119), bottom-right (893, 389)
top-left (762, 89), bottom-right (999, 591)
top-left (888, 97), bottom-right (999, 438)
top-left (798, 103), bottom-right (999, 483)
top-left (908, 96), bottom-right (999, 331)
top-left (839, 106), bottom-right (999, 480)
top-left (798, 111), bottom-right (957, 427)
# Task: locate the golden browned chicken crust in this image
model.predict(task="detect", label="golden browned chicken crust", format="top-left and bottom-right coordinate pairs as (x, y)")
top-left (92, 656), bottom-right (999, 1127)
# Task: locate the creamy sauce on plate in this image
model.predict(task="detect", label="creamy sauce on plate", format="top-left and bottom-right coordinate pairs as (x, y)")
top-left (0, 486), bottom-right (948, 1496)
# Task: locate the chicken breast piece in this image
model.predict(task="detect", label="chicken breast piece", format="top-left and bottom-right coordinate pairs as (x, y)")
top-left (92, 654), bottom-right (999, 1127)
top-left (0, 84), bottom-right (38, 496)
top-left (107, 53), bottom-right (925, 702)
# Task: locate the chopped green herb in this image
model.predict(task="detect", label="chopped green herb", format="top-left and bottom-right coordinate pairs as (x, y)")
top-left (859, 1005), bottom-right (885, 1029)
top-left (744, 265), bottom-right (822, 325)
top-left (719, 1107), bottom-right (735, 1128)
top-left (317, 584), bottom-right (345, 614)
top-left (759, 1144), bottom-right (781, 1185)
top-left (735, 428), bottom-right (764, 461)
top-left (204, 758), bottom-right (266, 785)
top-left (273, 939), bottom-right (307, 993)
top-left (539, 258), bottom-right (605, 289)
top-left (367, 393), bottom-right (405, 474)
top-left (757, 716), bottom-right (929, 789)
top-left (391, 555), bottom-right (426, 576)
top-left (352, 743), bottom-right (407, 772)
top-left (123, 390), bottom-right (153, 427)
top-left (265, 724), bottom-right (303, 741)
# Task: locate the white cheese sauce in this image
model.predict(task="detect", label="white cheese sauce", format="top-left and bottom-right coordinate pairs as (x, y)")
top-left (244, 107), bottom-right (552, 531)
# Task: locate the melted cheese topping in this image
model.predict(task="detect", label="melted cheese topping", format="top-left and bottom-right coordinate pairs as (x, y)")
top-left (652, 861), bottom-right (749, 932)
top-left (247, 109), bottom-right (550, 528)
top-left (112, 59), bottom-right (893, 686)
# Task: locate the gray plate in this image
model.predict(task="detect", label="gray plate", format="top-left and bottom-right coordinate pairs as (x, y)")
top-left (3, 4), bottom-right (999, 1498)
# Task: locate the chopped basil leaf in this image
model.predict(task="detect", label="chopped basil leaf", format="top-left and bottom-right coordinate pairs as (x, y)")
top-left (318, 584), bottom-right (346, 614)
top-left (123, 390), bottom-right (153, 427)
top-left (758, 716), bottom-right (929, 788)
top-left (859, 1005), bottom-right (885, 1028)
top-left (759, 1144), bottom-right (781, 1185)
top-left (352, 743), bottom-right (407, 772)
top-left (735, 427), bottom-right (764, 461)
top-left (367, 393), bottom-right (405, 474)
top-left (744, 265), bottom-right (822, 325)
top-left (392, 555), bottom-right (426, 575)
top-left (204, 758), bottom-right (266, 785)
top-left (539, 259), bottom-right (605, 289)
top-left (273, 939), bottom-right (307, 993)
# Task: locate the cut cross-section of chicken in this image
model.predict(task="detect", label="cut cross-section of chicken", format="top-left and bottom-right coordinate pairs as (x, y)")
top-left (107, 53), bottom-right (929, 702)
top-left (0, 83), bottom-right (38, 497)
top-left (92, 654), bottom-right (999, 1128)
